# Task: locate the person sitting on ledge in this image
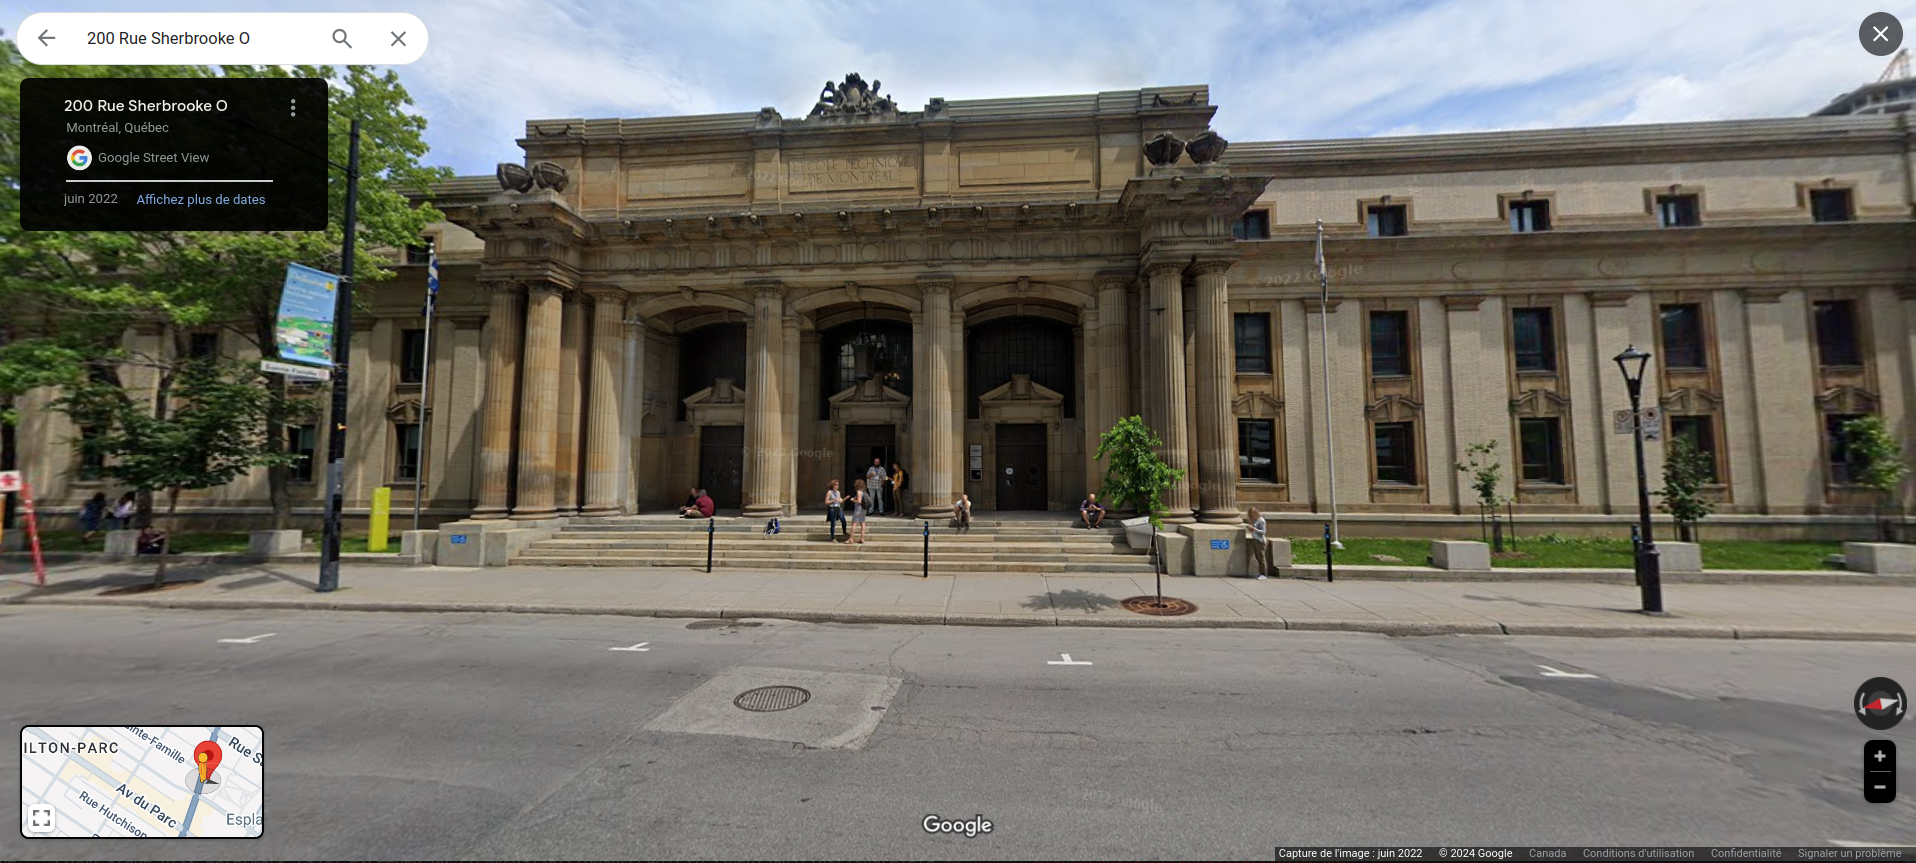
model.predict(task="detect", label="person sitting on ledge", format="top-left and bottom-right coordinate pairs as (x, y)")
top-left (1079, 493), bottom-right (1106, 528)
top-left (953, 493), bottom-right (972, 533)
top-left (136, 525), bottom-right (169, 555)
top-left (680, 489), bottom-right (715, 519)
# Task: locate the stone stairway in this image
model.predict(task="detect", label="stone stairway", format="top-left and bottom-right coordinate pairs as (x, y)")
top-left (510, 515), bottom-right (1155, 574)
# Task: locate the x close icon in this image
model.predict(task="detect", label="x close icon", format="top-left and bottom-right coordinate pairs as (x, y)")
top-left (1861, 12), bottom-right (1903, 56)
top-left (392, 31), bottom-right (407, 47)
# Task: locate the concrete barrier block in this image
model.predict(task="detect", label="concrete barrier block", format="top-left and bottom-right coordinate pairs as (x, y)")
top-left (400, 530), bottom-right (436, 565)
top-left (1158, 532), bottom-right (1192, 576)
top-left (1431, 540), bottom-right (1491, 571)
top-left (1179, 524), bottom-right (1245, 576)
top-left (1845, 542), bottom-right (1916, 574)
top-left (1267, 538), bottom-right (1293, 570)
top-left (104, 529), bottom-right (138, 559)
top-left (248, 529), bottom-right (302, 559)
top-left (437, 527), bottom-right (486, 567)
top-left (1658, 541), bottom-right (1702, 573)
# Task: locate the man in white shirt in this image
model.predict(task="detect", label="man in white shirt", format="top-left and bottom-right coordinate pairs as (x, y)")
top-left (865, 458), bottom-right (889, 516)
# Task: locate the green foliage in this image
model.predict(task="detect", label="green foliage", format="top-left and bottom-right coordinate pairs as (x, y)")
top-left (1842, 415), bottom-right (1910, 500)
top-left (1454, 440), bottom-right (1506, 510)
top-left (1658, 436), bottom-right (1716, 540)
top-left (1094, 416), bottom-right (1185, 529)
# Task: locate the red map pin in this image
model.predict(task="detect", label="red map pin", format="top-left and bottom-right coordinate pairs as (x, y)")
top-left (193, 740), bottom-right (223, 783)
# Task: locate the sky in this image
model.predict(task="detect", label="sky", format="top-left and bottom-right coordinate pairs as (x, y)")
top-left (9, 0), bottom-right (1913, 177)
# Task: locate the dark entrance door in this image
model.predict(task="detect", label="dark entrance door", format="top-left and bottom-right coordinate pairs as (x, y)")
top-left (995, 424), bottom-right (1048, 510)
top-left (844, 424), bottom-right (896, 507)
top-left (698, 425), bottom-right (744, 511)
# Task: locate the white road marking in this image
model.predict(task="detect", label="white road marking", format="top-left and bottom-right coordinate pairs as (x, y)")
top-left (217, 633), bottom-right (276, 644)
top-left (609, 642), bottom-right (651, 652)
top-left (1537, 665), bottom-right (1598, 679)
top-left (1046, 653), bottom-right (1092, 666)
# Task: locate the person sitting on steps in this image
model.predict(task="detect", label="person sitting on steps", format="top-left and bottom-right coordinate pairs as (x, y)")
top-left (680, 488), bottom-right (714, 519)
top-left (953, 493), bottom-right (972, 532)
top-left (1079, 492), bottom-right (1106, 528)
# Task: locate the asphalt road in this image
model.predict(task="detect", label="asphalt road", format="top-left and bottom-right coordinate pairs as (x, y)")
top-left (3, 606), bottom-right (1912, 860)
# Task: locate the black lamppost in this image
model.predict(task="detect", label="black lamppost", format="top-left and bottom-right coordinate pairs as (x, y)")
top-left (1613, 345), bottom-right (1664, 614)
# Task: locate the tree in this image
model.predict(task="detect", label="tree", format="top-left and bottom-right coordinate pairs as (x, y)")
top-left (59, 357), bottom-right (300, 588)
top-left (1658, 436), bottom-right (1715, 542)
top-left (1842, 415), bottom-right (1911, 542)
top-left (1454, 440), bottom-right (1507, 544)
top-left (1094, 416), bottom-right (1186, 529)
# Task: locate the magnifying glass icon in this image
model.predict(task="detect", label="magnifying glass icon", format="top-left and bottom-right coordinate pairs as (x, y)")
top-left (332, 28), bottom-right (352, 49)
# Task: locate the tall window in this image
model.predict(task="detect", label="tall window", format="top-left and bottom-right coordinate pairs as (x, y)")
top-left (1374, 422), bottom-right (1416, 484)
top-left (1810, 188), bottom-right (1854, 223)
top-left (1508, 200), bottom-right (1551, 233)
top-left (1518, 417), bottom-right (1566, 484)
top-left (678, 323), bottom-right (748, 420)
top-left (1369, 310), bottom-right (1410, 377)
top-left (1813, 300), bottom-right (1862, 367)
top-left (76, 425), bottom-right (106, 481)
top-left (1511, 308), bottom-right (1557, 372)
top-left (288, 423), bottom-right (317, 483)
top-left (1826, 414), bottom-right (1869, 484)
top-left (1237, 419), bottom-right (1276, 482)
top-left (1659, 304), bottom-right (1707, 370)
top-left (1233, 313), bottom-right (1271, 374)
top-left (1656, 193), bottom-right (1701, 227)
top-left (1367, 204), bottom-right (1408, 237)
top-left (405, 241), bottom-right (433, 265)
top-left (966, 318), bottom-right (1073, 419)
top-left (1232, 210), bottom-right (1271, 240)
top-left (188, 332), bottom-right (220, 359)
top-left (393, 422), bottom-right (422, 482)
top-left (1669, 415), bottom-right (1720, 483)
top-left (400, 328), bottom-right (428, 385)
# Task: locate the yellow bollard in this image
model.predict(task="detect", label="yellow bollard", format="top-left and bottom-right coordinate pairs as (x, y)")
top-left (369, 487), bottom-right (391, 552)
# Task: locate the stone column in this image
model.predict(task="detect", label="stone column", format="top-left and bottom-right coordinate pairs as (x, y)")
top-left (554, 294), bottom-right (584, 514)
top-left (1145, 260), bottom-right (1195, 522)
top-left (1191, 258), bottom-right (1240, 523)
top-left (473, 284), bottom-right (523, 519)
top-left (919, 275), bottom-right (957, 518)
top-left (950, 307), bottom-right (966, 502)
top-left (741, 281), bottom-right (786, 518)
top-left (512, 283), bottom-right (564, 519)
top-left (1094, 271), bottom-right (1132, 434)
top-left (580, 290), bottom-right (625, 517)
top-left (782, 311), bottom-right (800, 514)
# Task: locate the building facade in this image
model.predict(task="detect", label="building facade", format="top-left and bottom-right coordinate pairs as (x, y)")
top-left (17, 78), bottom-right (1916, 538)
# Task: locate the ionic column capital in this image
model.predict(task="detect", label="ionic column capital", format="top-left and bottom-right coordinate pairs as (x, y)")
top-left (1142, 260), bottom-right (1186, 280)
top-left (917, 272), bottom-right (956, 295)
top-left (745, 278), bottom-right (787, 301)
top-left (1093, 269), bottom-right (1136, 292)
top-left (583, 286), bottom-right (626, 304)
top-left (1190, 257), bottom-right (1236, 277)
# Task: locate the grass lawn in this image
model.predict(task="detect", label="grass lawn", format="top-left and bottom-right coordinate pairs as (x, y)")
top-left (341, 537), bottom-right (403, 554)
top-left (15, 531), bottom-right (400, 555)
top-left (1283, 534), bottom-right (1843, 571)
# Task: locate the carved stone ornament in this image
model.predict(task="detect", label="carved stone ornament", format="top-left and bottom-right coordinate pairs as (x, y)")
top-left (496, 162), bottom-right (534, 192)
top-left (1143, 132), bottom-right (1186, 167)
top-left (531, 161), bottom-right (569, 192)
top-left (1186, 130), bottom-right (1229, 164)
top-left (808, 73), bottom-right (900, 120)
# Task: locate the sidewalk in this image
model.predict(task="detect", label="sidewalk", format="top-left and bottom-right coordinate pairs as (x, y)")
top-left (4, 559), bottom-right (1912, 641)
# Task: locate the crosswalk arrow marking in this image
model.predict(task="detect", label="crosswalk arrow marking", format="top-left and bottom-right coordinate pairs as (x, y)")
top-left (1537, 665), bottom-right (1598, 679)
top-left (217, 633), bottom-right (276, 644)
top-left (609, 642), bottom-right (651, 652)
top-left (1046, 653), bottom-right (1092, 665)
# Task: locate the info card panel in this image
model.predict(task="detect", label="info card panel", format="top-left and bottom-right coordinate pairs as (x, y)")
top-left (21, 726), bottom-right (264, 838)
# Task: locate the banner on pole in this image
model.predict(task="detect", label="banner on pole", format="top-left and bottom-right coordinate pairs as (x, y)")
top-left (275, 262), bottom-right (341, 367)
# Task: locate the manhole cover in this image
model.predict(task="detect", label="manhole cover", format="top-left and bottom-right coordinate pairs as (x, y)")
top-left (734, 685), bottom-right (811, 712)
top-left (1121, 596), bottom-right (1198, 616)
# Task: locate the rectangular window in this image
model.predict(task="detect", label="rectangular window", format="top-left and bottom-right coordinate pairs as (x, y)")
top-left (1511, 308), bottom-right (1557, 372)
top-left (1656, 194), bottom-right (1701, 227)
top-left (1813, 300), bottom-right (1863, 367)
top-left (1231, 210), bottom-right (1271, 240)
top-left (1237, 419), bottom-right (1277, 482)
top-left (188, 332), bottom-right (220, 359)
top-left (1810, 188), bottom-right (1854, 223)
top-left (76, 425), bottom-right (106, 481)
top-left (1233, 313), bottom-right (1271, 374)
top-left (400, 328), bottom-right (428, 385)
top-left (405, 241), bottom-right (432, 265)
top-left (1826, 413), bottom-right (1869, 484)
top-left (394, 423), bottom-right (422, 482)
top-left (1369, 310), bottom-right (1410, 377)
top-left (1508, 200), bottom-right (1551, 233)
top-left (1669, 415), bottom-right (1720, 484)
top-left (1373, 421), bottom-right (1416, 484)
top-left (1518, 417), bottom-right (1566, 484)
top-left (1367, 204), bottom-right (1408, 237)
top-left (1659, 304), bottom-right (1707, 370)
top-left (288, 423), bottom-right (317, 483)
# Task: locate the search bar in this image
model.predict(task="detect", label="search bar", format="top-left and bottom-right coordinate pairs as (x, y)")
top-left (17, 13), bottom-right (428, 65)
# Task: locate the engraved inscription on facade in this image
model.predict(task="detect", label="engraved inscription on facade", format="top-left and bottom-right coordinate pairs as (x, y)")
top-left (787, 154), bottom-right (916, 193)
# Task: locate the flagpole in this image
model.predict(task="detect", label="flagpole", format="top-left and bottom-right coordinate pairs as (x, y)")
top-left (412, 243), bottom-right (437, 532)
top-left (1315, 220), bottom-right (1342, 549)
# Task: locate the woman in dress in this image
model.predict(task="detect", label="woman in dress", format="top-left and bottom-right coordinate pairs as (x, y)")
top-left (79, 492), bottom-right (108, 542)
top-left (849, 479), bottom-right (870, 545)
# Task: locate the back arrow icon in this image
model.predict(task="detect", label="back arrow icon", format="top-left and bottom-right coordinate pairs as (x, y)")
top-left (37, 30), bottom-right (53, 46)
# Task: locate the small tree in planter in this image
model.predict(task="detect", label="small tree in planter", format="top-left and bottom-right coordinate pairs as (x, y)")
top-left (1842, 415), bottom-right (1911, 542)
top-left (1094, 415), bottom-right (1185, 529)
top-left (1658, 436), bottom-right (1715, 543)
top-left (60, 356), bottom-right (297, 589)
top-left (1454, 440), bottom-right (1508, 548)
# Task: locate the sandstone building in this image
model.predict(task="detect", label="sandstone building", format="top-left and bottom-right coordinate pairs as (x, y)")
top-left (17, 77), bottom-right (1916, 539)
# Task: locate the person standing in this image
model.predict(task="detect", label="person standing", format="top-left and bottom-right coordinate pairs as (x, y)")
top-left (111, 492), bottom-right (136, 531)
top-left (79, 492), bottom-right (108, 542)
top-left (824, 479), bottom-right (847, 543)
top-left (865, 458), bottom-right (888, 516)
top-left (849, 479), bottom-right (870, 544)
top-left (890, 461), bottom-right (909, 517)
top-left (1246, 506), bottom-right (1270, 579)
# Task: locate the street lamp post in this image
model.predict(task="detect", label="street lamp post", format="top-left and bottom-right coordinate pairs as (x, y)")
top-left (1613, 345), bottom-right (1664, 614)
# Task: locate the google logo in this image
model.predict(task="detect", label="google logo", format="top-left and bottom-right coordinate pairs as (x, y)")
top-left (68, 145), bottom-right (92, 171)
